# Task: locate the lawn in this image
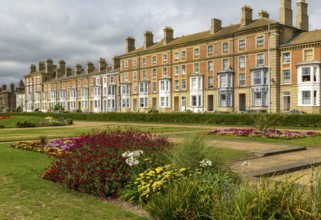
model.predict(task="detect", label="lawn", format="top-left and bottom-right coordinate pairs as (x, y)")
top-left (0, 143), bottom-right (146, 220)
top-left (0, 116), bottom-right (47, 128)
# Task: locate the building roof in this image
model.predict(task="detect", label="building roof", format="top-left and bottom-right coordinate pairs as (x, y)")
top-left (282, 29), bottom-right (321, 46)
top-left (120, 18), bottom-right (278, 57)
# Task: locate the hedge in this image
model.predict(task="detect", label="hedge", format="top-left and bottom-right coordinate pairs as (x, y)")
top-left (3, 112), bottom-right (321, 128)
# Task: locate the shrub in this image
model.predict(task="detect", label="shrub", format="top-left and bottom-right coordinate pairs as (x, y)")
top-left (16, 120), bottom-right (36, 128)
top-left (145, 169), bottom-right (238, 219)
top-left (0, 124), bottom-right (5, 129)
top-left (42, 129), bottom-right (170, 198)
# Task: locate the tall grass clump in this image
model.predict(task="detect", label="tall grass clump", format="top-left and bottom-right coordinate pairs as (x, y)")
top-left (216, 178), bottom-right (320, 220)
top-left (165, 135), bottom-right (217, 168)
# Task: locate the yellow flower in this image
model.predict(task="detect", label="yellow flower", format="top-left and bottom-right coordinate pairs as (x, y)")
top-left (155, 167), bottom-right (163, 173)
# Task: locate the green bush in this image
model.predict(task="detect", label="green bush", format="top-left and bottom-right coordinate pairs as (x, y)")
top-left (6, 112), bottom-right (321, 128)
top-left (16, 120), bottom-right (36, 128)
top-left (0, 124), bottom-right (5, 129)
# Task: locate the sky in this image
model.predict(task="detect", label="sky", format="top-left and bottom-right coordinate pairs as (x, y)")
top-left (0, 0), bottom-right (320, 87)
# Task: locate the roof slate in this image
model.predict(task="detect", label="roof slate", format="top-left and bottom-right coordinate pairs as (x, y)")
top-left (282, 29), bottom-right (321, 46)
top-left (120, 18), bottom-right (278, 56)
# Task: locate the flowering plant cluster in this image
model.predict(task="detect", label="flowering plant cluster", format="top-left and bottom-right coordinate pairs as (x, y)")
top-left (42, 129), bottom-right (170, 198)
top-left (11, 140), bottom-right (44, 152)
top-left (135, 165), bottom-right (195, 200)
top-left (12, 137), bottom-right (82, 157)
top-left (122, 150), bottom-right (144, 167)
top-left (208, 128), bottom-right (320, 139)
top-left (0, 115), bottom-right (10, 119)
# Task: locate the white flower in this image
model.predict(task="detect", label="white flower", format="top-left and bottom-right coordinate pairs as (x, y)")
top-left (125, 157), bottom-right (139, 167)
top-left (200, 158), bottom-right (212, 167)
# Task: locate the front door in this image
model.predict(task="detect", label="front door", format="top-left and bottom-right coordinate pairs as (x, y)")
top-left (174, 97), bottom-right (179, 111)
top-left (208, 95), bottom-right (214, 111)
top-left (152, 98), bottom-right (157, 111)
top-left (283, 92), bottom-right (291, 111)
top-left (133, 99), bottom-right (137, 112)
top-left (239, 94), bottom-right (246, 111)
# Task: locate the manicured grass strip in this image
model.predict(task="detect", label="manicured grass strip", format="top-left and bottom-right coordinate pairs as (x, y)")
top-left (0, 144), bottom-right (146, 220)
top-left (206, 134), bottom-right (321, 148)
top-left (0, 116), bottom-right (46, 128)
top-left (0, 124), bottom-right (201, 142)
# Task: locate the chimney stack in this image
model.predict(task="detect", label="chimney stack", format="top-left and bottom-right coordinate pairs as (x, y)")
top-left (10, 83), bottom-right (14, 92)
top-left (99, 58), bottom-right (107, 71)
top-left (210, 18), bottom-right (222, 34)
top-left (75, 64), bottom-right (82, 75)
top-left (2, 84), bottom-right (7, 91)
top-left (45, 59), bottom-right (54, 75)
top-left (280, 0), bottom-right (293, 26)
top-left (163, 27), bottom-right (174, 45)
top-left (86, 61), bottom-right (95, 74)
top-left (241, 5), bottom-right (253, 26)
top-left (296, 0), bottom-right (309, 31)
top-left (30, 64), bottom-right (36, 73)
top-left (126, 37), bottom-right (136, 53)
top-left (65, 66), bottom-right (72, 77)
top-left (38, 62), bottom-right (45, 71)
top-left (259, 10), bottom-right (270, 19)
top-left (143, 31), bottom-right (154, 49)
top-left (113, 57), bottom-right (120, 70)
top-left (58, 60), bottom-right (66, 76)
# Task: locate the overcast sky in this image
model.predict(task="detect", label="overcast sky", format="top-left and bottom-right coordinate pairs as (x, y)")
top-left (0, 0), bottom-right (320, 86)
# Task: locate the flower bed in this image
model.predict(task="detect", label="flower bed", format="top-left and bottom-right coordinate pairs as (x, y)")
top-left (0, 115), bottom-right (10, 119)
top-left (208, 128), bottom-right (321, 139)
top-left (41, 129), bottom-right (170, 198)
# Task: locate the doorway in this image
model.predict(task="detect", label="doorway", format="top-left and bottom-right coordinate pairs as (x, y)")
top-left (239, 94), bottom-right (246, 111)
top-left (174, 97), bottom-right (179, 111)
top-left (152, 98), bottom-right (157, 111)
top-left (208, 95), bottom-right (214, 111)
top-left (283, 92), bottom-right (291, 111)
top-left (133, 99), bottom-right (137, 112)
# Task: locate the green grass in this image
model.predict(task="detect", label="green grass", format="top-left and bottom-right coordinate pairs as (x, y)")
top-left (0, 116), bottom-right (47, 128)
top-left (206, 134), bottom-right (321, 148)
top-left (0, 143), bottom-right (146, 220)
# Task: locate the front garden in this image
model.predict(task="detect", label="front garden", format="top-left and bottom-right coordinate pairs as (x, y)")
top-left (8, 126), bottom-right (321, 219)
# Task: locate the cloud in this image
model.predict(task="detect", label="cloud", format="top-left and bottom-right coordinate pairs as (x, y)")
top-left (0, 0), bottom-right (320, 86)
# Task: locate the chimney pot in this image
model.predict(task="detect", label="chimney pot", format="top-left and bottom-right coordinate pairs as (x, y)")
top-left (259, 10), bottom-right (270, 19)
top-left (241, 5), bottom-right (253, 26)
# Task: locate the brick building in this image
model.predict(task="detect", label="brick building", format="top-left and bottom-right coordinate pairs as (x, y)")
top-left (23, 0), bottom-right (321, 114)
top-left (0, 84), bottom-right (16, 111)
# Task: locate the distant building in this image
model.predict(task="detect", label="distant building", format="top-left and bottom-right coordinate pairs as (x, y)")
top-left (0, 83), bottom-right (16, 111)
top-left (16, 80), bottom-right (25, 111)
